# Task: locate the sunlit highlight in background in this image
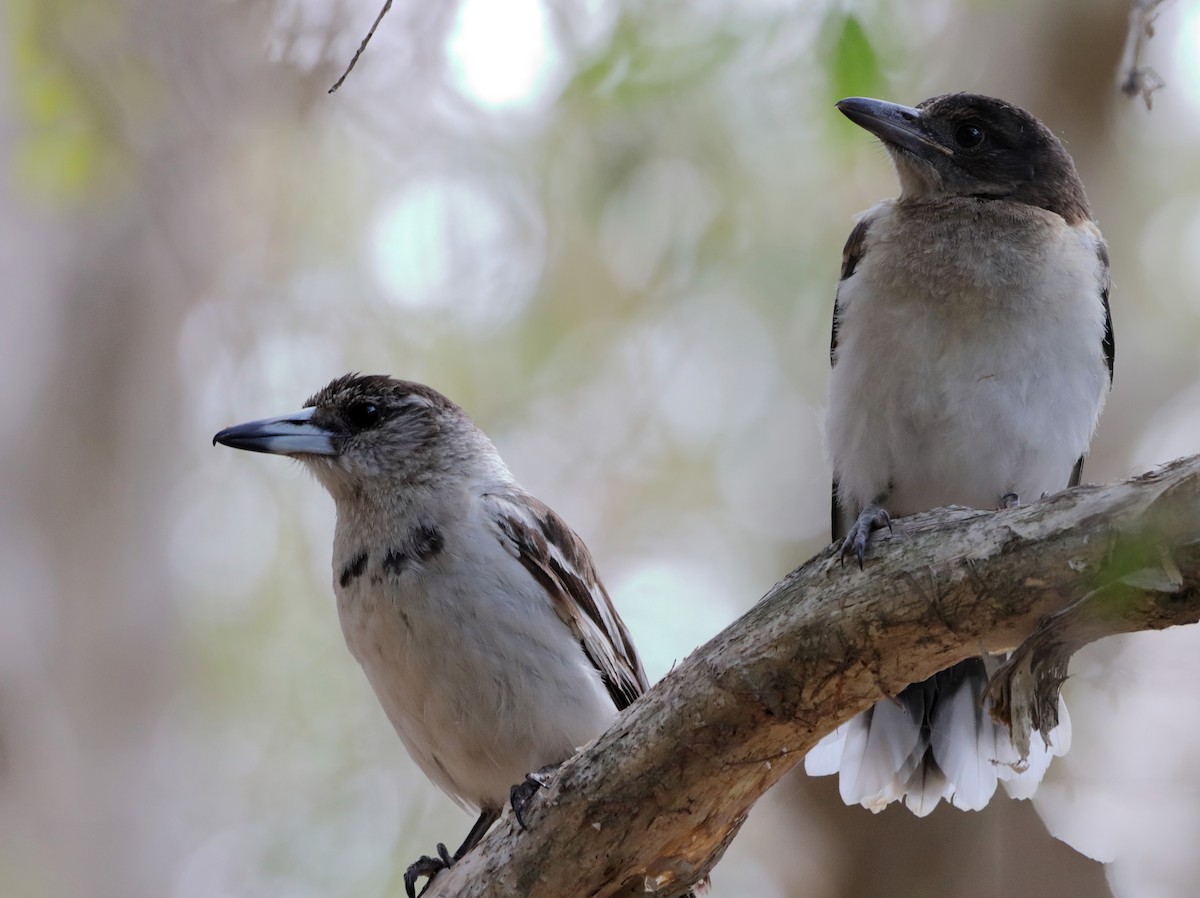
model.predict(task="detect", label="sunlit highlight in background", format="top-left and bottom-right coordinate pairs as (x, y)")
top-left (447, 0), bottom-right (564, 111)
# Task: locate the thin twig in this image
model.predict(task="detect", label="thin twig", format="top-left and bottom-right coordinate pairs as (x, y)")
top-left (1119, 0), bottom-right (1171, 109)
top-left (329, 0), bottom-right (394, 94)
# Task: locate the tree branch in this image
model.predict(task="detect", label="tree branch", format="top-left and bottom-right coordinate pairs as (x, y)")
top-left (426, 455), bottom-right (1200, 898)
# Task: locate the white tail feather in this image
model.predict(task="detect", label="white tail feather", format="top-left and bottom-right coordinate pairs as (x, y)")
top-left (804, 725), bottom-right (848, 776)
top-left (834, 700), bottom-right (924, 808)
top-left (804, 661), bottom-right (1070, 815)
top-left (1000, 697), bottom-right (1071, 799)
top-left (930, 675), bottom-right (1001, 811)
top-left (902, 761), bottom-right (949, 817)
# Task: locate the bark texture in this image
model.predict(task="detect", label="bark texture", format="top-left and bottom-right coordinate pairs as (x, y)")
top-left (426, 455), bottom-right (1200, 898)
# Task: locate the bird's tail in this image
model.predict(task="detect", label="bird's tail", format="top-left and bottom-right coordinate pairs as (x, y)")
top-left (804, 658), bottom-right (1070, 815)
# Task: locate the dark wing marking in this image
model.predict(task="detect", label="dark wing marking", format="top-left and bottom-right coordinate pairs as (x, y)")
top-left (1069, 456), bottom-right (1085, 489)
top-left (484, 491), bottom-right (648, 711)
top-left (382, 524), bottom-right (444, 576)
top-left (1097, 240), bottom-right (1115, 383)
top-left (339, 551), bottom-right (368, 588)
top-left (830, 308), bottom-right (838, 368)
top-left (831, 216), bottom-right (873, 367)
top-left (840, 216), bottom-right (871, 281)
top-left (1070, 240), bottom-right (1114, 491)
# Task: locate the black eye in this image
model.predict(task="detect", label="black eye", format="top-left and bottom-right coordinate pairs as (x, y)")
top-left (954, 124), bottom-right (986, 149)
top-left (345, 402), bottom-right (380, 430)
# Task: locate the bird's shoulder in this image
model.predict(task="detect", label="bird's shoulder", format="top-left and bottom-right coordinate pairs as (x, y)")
top-left (831, 203), bottom-right (890, 367)
top-left (840, 211), bottom-right (876, 282)
top-left (480, 488), bottom-right (649, 710)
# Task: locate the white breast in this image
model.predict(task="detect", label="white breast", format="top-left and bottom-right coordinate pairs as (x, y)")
top-left (332, 498), bottom-right (618, 811)
top-left (828, 201), bottom-right (1110, 517)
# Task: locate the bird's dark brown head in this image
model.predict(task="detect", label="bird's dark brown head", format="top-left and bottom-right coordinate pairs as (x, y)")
top-left (215, 374), bottom-right (507, 500)
top-left (303, 373), bottom-right (460, 444)
top-left (837, 92), bottom-right (1089, 223)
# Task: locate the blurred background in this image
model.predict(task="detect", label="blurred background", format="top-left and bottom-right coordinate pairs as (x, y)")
top-left (2, 0), bottom-right (1199, 896)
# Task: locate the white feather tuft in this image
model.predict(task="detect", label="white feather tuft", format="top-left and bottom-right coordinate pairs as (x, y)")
top-left (931, 676), bottom-right (1000, 811)
top-left (804, 725), bottom-right (849, 776)
top-left (833, 701), bottom-right (924, 808)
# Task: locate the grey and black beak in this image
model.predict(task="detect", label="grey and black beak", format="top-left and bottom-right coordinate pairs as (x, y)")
top-left (836, 97), bottom-right (951, 158)
top-left (213, 407), bottom-right (339, 457)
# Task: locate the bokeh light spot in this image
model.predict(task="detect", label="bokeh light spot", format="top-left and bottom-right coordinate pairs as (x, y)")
top-left (370, 176), bottom-right (544, 328)
top-left (447, 0), bottom-right (563, 111)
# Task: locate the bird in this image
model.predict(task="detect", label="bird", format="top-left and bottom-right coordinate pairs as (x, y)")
top-left (213, 374), bottom-right (652, 896)
top-left (804, 93), bottom-right (1114, 816)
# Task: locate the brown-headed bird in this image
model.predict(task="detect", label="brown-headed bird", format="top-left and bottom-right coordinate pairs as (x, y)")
top-left (215, 375), bottom-right (655, 895)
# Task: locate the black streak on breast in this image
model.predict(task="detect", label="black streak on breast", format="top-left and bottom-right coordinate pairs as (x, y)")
top-left (383, 524), bottom-right (445, 576)
top-left (339, 551), bottom-right (368, 588)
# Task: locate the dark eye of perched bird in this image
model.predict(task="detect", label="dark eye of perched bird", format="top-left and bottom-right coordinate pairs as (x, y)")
top-left (954, 123), bottom-right (985, 149)
top-left (345, 401), bottom-right (381, 430)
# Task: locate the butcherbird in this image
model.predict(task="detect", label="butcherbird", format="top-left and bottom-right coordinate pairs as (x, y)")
top-left (214, 375), bottom-right (664, 896)
top-left (805, 94), bottom-right (1114, 815)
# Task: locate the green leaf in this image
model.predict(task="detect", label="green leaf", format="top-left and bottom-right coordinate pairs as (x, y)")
top-left (826, 12), bottom-right (885, 106)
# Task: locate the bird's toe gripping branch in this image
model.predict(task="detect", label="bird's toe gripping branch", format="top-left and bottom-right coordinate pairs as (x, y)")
top-left (404, 844), bottom-right (454, 898)
top-left (839, 503), bottom-right (893, 568)
top-left (510, 764), bottom-right (560, 830)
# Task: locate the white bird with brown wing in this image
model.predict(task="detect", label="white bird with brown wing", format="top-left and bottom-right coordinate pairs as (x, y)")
top-left (215, 374), bottom-right (651, 896)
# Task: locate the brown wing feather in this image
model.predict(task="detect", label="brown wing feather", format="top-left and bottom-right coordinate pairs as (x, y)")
top-left (485, 491), bottom-right (648, 711)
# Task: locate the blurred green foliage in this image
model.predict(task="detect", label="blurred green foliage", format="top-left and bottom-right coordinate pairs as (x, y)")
top-left (824, 11), bottom-right (886, 111)
top-left (570, 15), bottom-right (742, 107)
top-left (8, 0), bottom-right (101, 200)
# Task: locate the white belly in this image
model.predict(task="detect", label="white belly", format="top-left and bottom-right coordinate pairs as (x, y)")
top-left (333, 517), bottom-right (617, 810)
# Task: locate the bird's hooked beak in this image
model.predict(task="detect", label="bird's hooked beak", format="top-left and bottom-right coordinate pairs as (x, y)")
top-left (836, 97), bottom-right (953, 158)
top-left (213, 406), bottom-right (339, 457)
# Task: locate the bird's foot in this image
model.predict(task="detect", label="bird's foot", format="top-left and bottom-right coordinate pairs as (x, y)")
top-left (404, 843), bottom-right (453, 898)
top-left (510, 763), bottom-right (560, 830)
top-left (839, 503), bottom-right (892, 568)
top-left (1000, 492), bottom-right (1020, 509)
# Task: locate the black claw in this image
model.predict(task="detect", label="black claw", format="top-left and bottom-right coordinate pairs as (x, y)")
top-left (510, 764), bottom-right (559, 830)
top-left (510, 778), bottom-right (541, 830)
top-left (404, 853), bottom-right (449, 898)
top-left (403, 810), bottom-right (501, 897)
